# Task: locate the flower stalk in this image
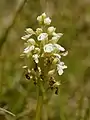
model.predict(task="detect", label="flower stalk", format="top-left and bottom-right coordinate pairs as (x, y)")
top-left (35, 80), bottom-right (43, 120)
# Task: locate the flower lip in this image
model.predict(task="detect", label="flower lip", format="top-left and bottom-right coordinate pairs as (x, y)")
top-left (57, 62), bottom-right (67, 75)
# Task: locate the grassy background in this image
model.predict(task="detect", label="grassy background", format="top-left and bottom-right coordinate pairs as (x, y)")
top-left (0, 0), bottom-right (90, 120)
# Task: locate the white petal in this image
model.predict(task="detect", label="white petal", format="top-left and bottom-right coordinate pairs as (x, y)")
top-left (27, 38), bottom-right (35, 45)
top-left (52, 32), bottom-right (63, 42)
top-left (44, 17), bottom-right (51, 25)
top-left (54, 44), bottom-right (65, 51)
top-left (57, 64), bottom-right (64, 75)
top-left (44, 44), bottom-right (54, 53)
top-left (42, 13), bottom-right (46, 18)
top-left (61, 51), bottom-right (68, 56)
top-left (33, 54), bottom-right (39, 63)
top-left (21, 34), bottom-right (31, 40)
top-left (37, 15), bottom-right (42, 23)
top-left (24, 46), bottom-right (34, 53)
top-left (37, 33), bottom-right (48, 41)
top-left (47, 26), bottom-right (56, 34)
top-left (25, 28), bottom-right (35, 34)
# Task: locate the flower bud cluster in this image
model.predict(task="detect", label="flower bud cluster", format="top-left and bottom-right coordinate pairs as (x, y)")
top-left (21, 13), bottom-right (68, 94)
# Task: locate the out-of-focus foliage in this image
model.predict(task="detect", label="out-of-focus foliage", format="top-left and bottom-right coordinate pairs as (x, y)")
top-left (0, 0), bottom-right (90, 120)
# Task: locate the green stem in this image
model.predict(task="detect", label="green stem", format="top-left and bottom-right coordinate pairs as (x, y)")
top-left (35, 81), bottom-right (43, 120)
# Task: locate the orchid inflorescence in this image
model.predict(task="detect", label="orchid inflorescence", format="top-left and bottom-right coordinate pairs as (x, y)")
top-left (21, 13), bottom-right (68, 94)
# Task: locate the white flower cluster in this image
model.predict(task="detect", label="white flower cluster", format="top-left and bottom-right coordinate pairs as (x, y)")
top-left (21, 13), bottom-right (67, 76)
top-left (21, 13), bottom-right (68, 93)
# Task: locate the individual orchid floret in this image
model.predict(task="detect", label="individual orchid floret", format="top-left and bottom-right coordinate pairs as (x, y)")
top-left (27, 38), bottom-right (35, 45)
top-left (44, 17), bottom-right (51, 25)
top-left (37, 15), bottom-right (43, 24)
top-left (52, 32), bottom-right (63, 43)
top-left (23, 46), bottom-right (35, 54)
top-left (37, 33), bottom-right (48, 41)
top-left (61, 51), bottom-right (68, 56)
top-left (33, 54), bottom-right (39, 63)
top-left (47, 26), bottom-right (56, 35)
top-left (36, 28), bottom-right (43, 35)
top-left (37, 13), bottom-right (51, 25)
top-left (37, 13), bottom-right (46, 24)
top-left (44, 43), bottom-right (54, 53)
top-left (53, 32), bottom-right (63, 37)
top-left (57, 62), bottom-right (67, 75)
top-left (51, 32), bottom-right (63, 43)
top-left (25, 28), bottom-right (35, 35)
top-left (54, 44), bottom-right (65, 52)
top-left (21, 34), bottom-right (31, 40)
top-left (44, 43), bottom-right (65, 53)
top-left (42, 13), bottom-right (46, 18)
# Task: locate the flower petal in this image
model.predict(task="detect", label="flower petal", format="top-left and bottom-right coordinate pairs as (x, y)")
top-left (54, 44), bottom-right (65, 51)
top-left (24, 46), bottom-right (34, 54)
top-left (37, 33), bottom-right (48, 41)
top-left (57, 64), bottom-right (64, 75)
top-left (33, 54), bottom-right (39, 63)
top-left (21, 34), bottom-right (31, 40)
top-left (44, 17), bottom-right (51, 25)
top-left (44, 44), bottom-right (54, 53)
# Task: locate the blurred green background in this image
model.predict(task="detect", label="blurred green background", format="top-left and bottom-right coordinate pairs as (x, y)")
top-left (0, 0), bottom-right (90, 120)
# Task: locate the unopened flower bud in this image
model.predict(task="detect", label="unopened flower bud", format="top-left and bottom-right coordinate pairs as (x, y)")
top-left (47, 26), bottom-right (56, 35)
top-left (42, 13), bottom-right (46, 19)
top-left (27, 38), bottom-right (35, 45)
top-left (36, 28), bottom-right (43, 35)
top-left (48, 69), bottom-right (55, 76)
top-left (44, 17), bottom-right (51, 25)
top-left (37, 15), bottom-right (43, 24)
top-left (26, 28), bottom-right (35, 34)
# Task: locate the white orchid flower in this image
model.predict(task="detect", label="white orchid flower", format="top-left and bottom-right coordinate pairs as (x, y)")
top-left (37, 33), bottom-right (48, 41)
top-left (57, 62), bottom-right (67, 75)
top-left (23, 46), bottom-right (35, 54)
top-left (21, 34), bottom-right (31, 40)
